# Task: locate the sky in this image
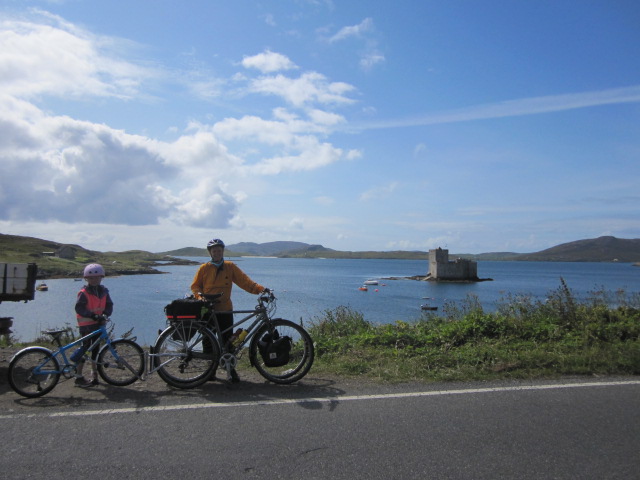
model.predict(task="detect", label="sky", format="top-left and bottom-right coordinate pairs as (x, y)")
top-left (0, 0), bottom-right (639, 254)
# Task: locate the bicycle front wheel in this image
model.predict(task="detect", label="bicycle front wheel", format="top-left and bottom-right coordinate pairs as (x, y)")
top-left (249, 318), bottom-right (314, 384)
top-left (153, 322), bottom-right (219, 389)
top-left (97, 339), bottom-right (145, 386)
top-left (8, 347), bottom-right (61, 398)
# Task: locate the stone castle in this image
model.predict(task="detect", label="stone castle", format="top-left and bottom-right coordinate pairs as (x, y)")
top-left (427, 248), bottom-right (478, 281)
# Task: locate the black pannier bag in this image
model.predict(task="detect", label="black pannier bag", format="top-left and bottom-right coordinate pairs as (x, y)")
top-left (258, 329), bottom-right (292, 367)
top-left (164, 298), bottom-right (208, 341)
top-left (165, 298), bottom-right (208, 319)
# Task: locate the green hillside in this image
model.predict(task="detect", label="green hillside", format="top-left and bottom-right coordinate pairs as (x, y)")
top-left (515, 236), bottom-right (640, 262)
top-left (3, 233), bottom-right (639, 281)
top-left (0, 233), bottom-right (197, 279)
top-left (166, 236), bottom-right (640, 262)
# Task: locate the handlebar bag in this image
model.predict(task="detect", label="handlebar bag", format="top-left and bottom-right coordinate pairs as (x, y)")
top-left (258, 329), bottom-right (292, 367)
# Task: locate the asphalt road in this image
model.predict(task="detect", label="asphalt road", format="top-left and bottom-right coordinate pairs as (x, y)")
top-left (0, 362), bottom-right (638, 480)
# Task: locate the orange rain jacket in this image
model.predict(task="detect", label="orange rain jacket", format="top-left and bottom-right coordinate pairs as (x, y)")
top-left (190, 261), bottom-right (264, 311)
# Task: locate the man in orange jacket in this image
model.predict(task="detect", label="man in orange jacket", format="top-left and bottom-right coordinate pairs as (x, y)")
top-left (190, 238), bottom-right (267, 382)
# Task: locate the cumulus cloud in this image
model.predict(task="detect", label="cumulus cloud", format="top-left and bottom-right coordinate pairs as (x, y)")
top-left (0, 11), bottom-right (153, 100)
top-left (248, 72), bottom-right (356, 107)
top-left (0, 11), bottom-right (360, 231)
top-left (242, 50), bottom-right (297, 73)
top-left (0, 93), bottom-right (241, 227)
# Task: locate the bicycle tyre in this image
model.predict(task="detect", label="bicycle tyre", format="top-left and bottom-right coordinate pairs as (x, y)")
top-left (97, 339), bottom-right (145, 386)
top-left (249, 318), bottom-right (314, 384)
top-left (153, 322), bottom-right (219, 389)
top-left (8, 347), bottom-right (61, 398)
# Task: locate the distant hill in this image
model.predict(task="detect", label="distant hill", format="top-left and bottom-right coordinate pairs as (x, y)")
top-left (3, 234), bottom-right (639, 279)
top-left (163, 236), bottom-right (640, 262)
top-left (454, 252), bottom-right (522, 261)
top-left (0, 233), bottom-right (196, 278)
top-left (228, 241), bottom-right (327, 256)
top-left (514, 236), bottom-right (640, 262)
top-left (159, 246), bottom-right (208, 257)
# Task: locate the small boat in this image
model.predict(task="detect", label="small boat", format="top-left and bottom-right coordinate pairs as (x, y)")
top-left (358, 286), bottom-right (368, 291)
top-left (36, 282), bottom-right (49, 291)
top-left (421, 304), bottom-right (437, 311)
top-left (363, 280), bottom-right (378, 286)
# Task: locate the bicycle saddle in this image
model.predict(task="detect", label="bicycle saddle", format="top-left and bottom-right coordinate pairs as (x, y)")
top-left (201, 293), bottom-right (223, 303)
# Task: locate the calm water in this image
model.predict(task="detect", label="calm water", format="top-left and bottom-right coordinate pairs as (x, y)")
top-left (2, 258), bottom-right (639, 345)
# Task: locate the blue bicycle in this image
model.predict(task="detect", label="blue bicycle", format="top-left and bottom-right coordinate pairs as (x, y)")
top-left (8, 320), bottom-right (145, 398)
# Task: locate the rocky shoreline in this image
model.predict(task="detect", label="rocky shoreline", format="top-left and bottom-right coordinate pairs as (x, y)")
top-left (386, 275), bottom-right (494, 282)
top-left (37, 258), bottom-right (199, 279)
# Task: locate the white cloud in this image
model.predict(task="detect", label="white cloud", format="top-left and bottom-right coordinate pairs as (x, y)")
top-left (358, 85), bottom-right (640, 130)
top-left (0, 12), bottom-right (361, 232)
top-left (360, 182), bottom-right (398, 201)
top-left (360, 52), bottom-right (385, 71)
top-left (0, 94), bottom-right (241, 227)
top-left (414, 143), bottom-right (427, 156)
top-left (289, 217), bottom-right (304, 229)
top-left (0, 12), bottom-right (153, 100)
top-left (248, 72), bottom-right (356, 107)
top-left (328, 18), bottom-right (373, 43)
top-left (211, 110), bottom-right (361, 174)
top-left (242, 50), bottom-right (297, 73)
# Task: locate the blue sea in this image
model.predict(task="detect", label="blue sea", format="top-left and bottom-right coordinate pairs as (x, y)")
top-left (2, 258), bottom-right (639, 345)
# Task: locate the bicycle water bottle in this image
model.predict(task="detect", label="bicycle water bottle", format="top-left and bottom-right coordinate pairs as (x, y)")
top-left (232, 329), bottom-right (247, 347)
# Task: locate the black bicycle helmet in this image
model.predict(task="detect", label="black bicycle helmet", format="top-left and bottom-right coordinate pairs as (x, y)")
top-left (207, 238), bottom-right (225, 249)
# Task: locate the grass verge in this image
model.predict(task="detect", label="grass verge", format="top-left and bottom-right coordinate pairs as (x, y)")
top-left (307, 279), bottom-right (640, 382)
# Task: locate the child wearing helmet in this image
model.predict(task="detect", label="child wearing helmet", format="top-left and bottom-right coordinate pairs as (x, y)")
top-left (71, 263), bottom-right (114, 387)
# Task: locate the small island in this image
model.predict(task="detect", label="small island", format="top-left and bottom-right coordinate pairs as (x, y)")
top-left (406, 248), bottom-right (492, 282)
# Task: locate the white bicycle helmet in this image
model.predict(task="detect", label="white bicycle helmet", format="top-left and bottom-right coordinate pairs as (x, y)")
top-left (83, 263), bottom-right (105, 277)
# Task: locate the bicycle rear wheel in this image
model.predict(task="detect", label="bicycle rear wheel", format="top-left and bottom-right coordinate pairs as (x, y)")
top-left (8, 347), bottom-right (61, 398)
top-left (97, 339), bottom-right (145, 386)
top-left (249, 318), bottom-right (314, 384)
top-left (153, 322), bottom-right (219, 388)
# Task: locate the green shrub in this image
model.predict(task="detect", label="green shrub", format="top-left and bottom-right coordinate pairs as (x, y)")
top-left (309, 281), bottom-right (640, 382)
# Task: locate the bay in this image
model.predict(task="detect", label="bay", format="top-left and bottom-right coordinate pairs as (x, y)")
top-left (1, 258), bottom-right (639, 346)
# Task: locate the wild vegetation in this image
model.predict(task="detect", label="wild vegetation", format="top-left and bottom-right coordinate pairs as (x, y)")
top-left (307, 279), bottom-right (640, 382)
top-left (3, 279), bottom-right (637, 383)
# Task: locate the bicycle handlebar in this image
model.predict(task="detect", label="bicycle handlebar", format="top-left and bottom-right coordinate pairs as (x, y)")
top-left (259, 289), bottom-right (275, 304)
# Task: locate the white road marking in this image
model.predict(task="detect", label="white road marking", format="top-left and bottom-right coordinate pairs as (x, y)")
top-left (2, 380), bottom-right (638, 420)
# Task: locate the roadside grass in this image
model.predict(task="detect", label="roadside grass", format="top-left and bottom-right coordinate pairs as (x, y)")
top-left (4, 279), bottom-right (638, 384)
top-left (307, 279), bottom-right (640, 382)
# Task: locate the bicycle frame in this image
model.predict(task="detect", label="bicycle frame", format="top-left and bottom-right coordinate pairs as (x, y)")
top-left (40, 324), bottom-right (207, 383)
top-left (203, 296), bottom-right (273, 354)
top-left (35, 325), bottom-right (118, 377)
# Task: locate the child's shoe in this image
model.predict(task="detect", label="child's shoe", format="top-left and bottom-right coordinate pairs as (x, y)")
top-left (74, 376), bottom-right (94, 388)
top-left (90, 376), bottom-right (99, 386)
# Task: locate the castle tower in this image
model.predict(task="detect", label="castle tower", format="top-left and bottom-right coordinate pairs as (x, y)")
top-left (428, 248), bottom-right (448, 278)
